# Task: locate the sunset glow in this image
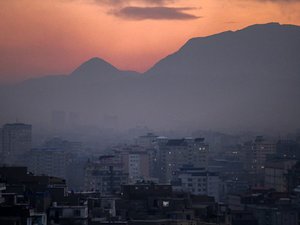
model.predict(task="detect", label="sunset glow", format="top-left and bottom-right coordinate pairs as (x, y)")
top-left (1, 0), bottom-right (300, 82)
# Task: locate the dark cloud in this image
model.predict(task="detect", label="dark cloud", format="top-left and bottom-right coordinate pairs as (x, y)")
top-left (94, 0), bottom-right (178, 5)
top-left (113, 6), bottom-right (199, 20)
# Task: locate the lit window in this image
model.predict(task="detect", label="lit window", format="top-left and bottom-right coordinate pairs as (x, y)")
top-left (162, 201), bottom-right (169, 207)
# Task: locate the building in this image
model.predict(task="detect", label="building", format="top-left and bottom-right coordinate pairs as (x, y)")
top-left (264, 159), bottom-right (297, 192)
top-left (2, 123), bottom-right (32, 165)
top-left (25, 148), bottom-right (70, 179)
top-left (117, 182), bottom-right (197, 222)
top-left (244, 136), bottom-right (276, 186)
top-left (175, 167), bottom-right (221, 202)
top-left (157, 138), bottom-right (209, 183)
top-left (48, 202), bottom-right (88, 225)
top-left (136, 133), bottom-right (158, 148)
top-left (0, 127), bottom-right (3, 164)
top-left (276, 140), bottom-right (300, 160)
top-left (114, 147), bottom-right (150, 183)
top-left (286, 161), bottom-right (300, 193)
top-left (0, 205), bottom-right (48, 225)
top-left (0, 182), bottom-right (5, 204)
top-left (84, 155), bottom-right (128, 194)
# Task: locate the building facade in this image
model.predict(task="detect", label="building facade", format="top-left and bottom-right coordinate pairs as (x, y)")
top-left (84, 155), bottom-right (128, 194)
top-left (2, 123), bottom-right (32, 165)
top-left (175, 167), bottom-right (221, 202)
top-left (157, 138), bottom-right (209, 183)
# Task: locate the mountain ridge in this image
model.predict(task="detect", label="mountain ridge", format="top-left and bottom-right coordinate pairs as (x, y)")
top-left (0, 22), bottom-right (299, 132)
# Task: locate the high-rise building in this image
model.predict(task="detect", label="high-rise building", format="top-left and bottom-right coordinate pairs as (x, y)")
top-left (84, 155), bottom-right (128, 194)
top-left (276, 140), bottom-right (300, 160)
top-left (136, 133), bottom-right (158, 148)
top-left (2, 123), bottom-right (32, 165)
top-left (157, 138), bottom-right (209, 183)
top-left (25, 148), bottom-right (70, 179)
top-left (0, 127), bottom-right (3, 164)
top-left (264, 158), bottom-right (297, 192)
top-left (286, 161), bottom-right (300, 193)
top-left (244, 136), bottom-right (276, 173)
top-left (244, 136), bottom-right (276, 186)
top-left (136, 133), bottom-right (163, 181)
top-left (114, 148), bottom-right (150, 183)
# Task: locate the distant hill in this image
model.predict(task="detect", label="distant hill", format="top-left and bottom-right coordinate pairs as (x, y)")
top-left (0, 23), bottom-right (299, 132)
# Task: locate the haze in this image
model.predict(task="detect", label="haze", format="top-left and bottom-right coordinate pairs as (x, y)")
top-left (1, 0), bottom-right (300, 83)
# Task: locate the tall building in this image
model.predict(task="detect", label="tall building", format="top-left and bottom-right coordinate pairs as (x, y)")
top-left (276, 140), bottom-right (300, 160)
top-left (136, 133), bottom-right (158, 148)
top-left (25, 148), bottom-right (70, 179)
top-left (135, 133), bottom-right (165, 181)
top-left (244, 136), bottom-right (276, 186)
top-left (157, 138), bottom-right (209, 183)
top-left (264, 158), bottom-right (297, 192)
top-left (286, 161), bottom-right (300, 193)
top-left (245, 136), bottom-right (276, 173)
top-left (0, 127), bottom-right (3, 164)
top-left (114, 147), bottom-right (150, 183)
top-left (2, 123), bottom-right (32, 165)
top-left (84, 155), bottom-right (128, 194)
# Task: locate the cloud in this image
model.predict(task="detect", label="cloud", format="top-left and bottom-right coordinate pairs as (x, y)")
top-left (93, 0), bottom-right (178, 6)
top-left (113, 6), bottom-right (199, 20)
top-left (63, 0), bottom-right (200, 20)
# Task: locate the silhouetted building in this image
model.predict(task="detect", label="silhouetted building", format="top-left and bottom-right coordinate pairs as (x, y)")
top-left (2, 123), bottom-right (32, 165)
top-left (48, 202), bottom-right (88, 225)
top-left (84, 155), bottom-right (128, 194)
top-left (117, 182), bottom-right (196, 222)
top-left (286, 161), bottom-right (300, 193)
top-left (276, 140), bottom-right (300, 160)
top-left (136, 133), bottom-right (158, 148)
top-left (264, 158), bottom-right (297, 192)
top-left (114, 147), bottom-right (150, 183)
top-left (25, 148), bottom-right (70, 178)
top-left (244, 136), bottom-right (276, 186)
top-left (0, 127), bottom-right (3, 164)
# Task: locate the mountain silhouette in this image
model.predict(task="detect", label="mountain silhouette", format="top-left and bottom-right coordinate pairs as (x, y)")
top-left (0, 23), bottom-right (299, 132)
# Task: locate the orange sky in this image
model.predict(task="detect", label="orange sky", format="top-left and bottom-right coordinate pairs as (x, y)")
top-left (0, 0), bottom-right (300, 83)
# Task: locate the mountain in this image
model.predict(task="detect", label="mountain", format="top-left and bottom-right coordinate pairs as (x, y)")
top-left (0, 23), bottom-right (300, 132)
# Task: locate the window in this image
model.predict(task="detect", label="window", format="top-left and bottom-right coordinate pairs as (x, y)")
top-left (74, 209), bottom-right (81, 217)
top-left (162, 201), bottom-right (170, 207)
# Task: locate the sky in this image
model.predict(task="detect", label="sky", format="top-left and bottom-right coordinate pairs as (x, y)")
top-left (0, 0), bottom-right (300, 83)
